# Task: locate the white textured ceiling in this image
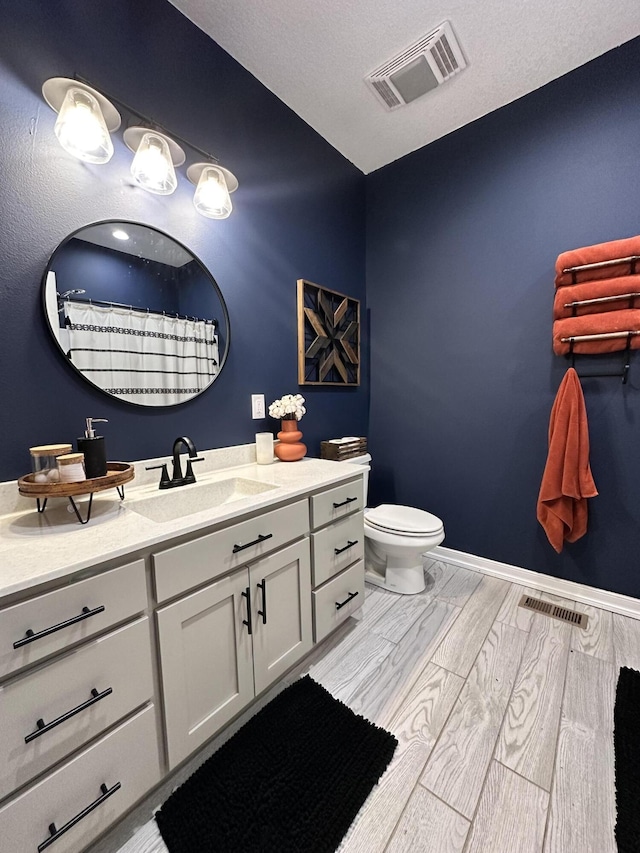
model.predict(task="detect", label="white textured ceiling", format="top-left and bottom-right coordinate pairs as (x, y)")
top-left (170, 0), bottom-right (640, 174)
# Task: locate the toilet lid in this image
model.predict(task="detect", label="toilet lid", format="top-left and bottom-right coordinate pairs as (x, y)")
top-left (366, 504), bottom-right (443, 535)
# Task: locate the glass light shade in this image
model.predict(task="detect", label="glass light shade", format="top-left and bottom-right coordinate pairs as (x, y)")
top-left (193, 166), bottom-right (233, 219)
top-left (130, 132), bottom-right (177, 195)
top-left (54, 87), bottom-right (114, 164)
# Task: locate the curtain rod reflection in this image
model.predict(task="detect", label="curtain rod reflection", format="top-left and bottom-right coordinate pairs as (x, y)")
top-left (59, 294), bottom-right (217, 326)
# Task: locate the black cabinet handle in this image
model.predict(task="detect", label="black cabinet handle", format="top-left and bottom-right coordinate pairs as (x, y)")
top-left (333, 496), bottom-right (358, 508)
top-left (25, 687), bottom-right (113, 744)
top-left (37, 781), bottom-right (121, 851)
top-left (232, 533), bottom-right (273, 554)
top-left (13, 605), bottom-right (105, 650)
top-left (242, 587), bottom-right (252, 635)
top-left (335, 591), bottom-right (360, 611)
top-left (334, 539), bottom-right (358, 555)
top-left (257, 579), bottom-right (267, 625)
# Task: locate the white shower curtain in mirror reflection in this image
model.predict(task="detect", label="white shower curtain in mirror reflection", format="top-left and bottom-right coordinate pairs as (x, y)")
top-left (64, 302), bottom-right (219, 405)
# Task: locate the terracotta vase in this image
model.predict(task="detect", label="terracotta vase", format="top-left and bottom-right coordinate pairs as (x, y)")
top-left (274, 418), bottom-right (306, 462)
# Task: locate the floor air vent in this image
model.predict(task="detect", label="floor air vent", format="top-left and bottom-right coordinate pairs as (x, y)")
top-left (518, 595), bottom-right (589, 629)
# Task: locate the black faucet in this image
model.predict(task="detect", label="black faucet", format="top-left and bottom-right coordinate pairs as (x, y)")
top-left (146, 436), bottom-right (204, 489)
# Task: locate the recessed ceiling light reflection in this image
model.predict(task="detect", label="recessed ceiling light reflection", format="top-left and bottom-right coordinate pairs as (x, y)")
top-left (112, 229), bottom-right (129, 240)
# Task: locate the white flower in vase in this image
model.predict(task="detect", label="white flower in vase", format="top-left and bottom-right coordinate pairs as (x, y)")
top-left (269, 393), bottom-right (306, 422)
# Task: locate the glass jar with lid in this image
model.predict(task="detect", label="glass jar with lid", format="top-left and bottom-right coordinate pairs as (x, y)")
top-left (57, 452), bottom-right (86, 483)
top-left (30, 444), bottom-right (73, 483)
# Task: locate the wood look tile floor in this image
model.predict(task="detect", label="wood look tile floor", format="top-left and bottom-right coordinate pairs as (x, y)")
top-left (113, 559), bottom-right (627, 853)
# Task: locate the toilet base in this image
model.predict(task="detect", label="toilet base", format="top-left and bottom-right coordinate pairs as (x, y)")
top-left (364, 562), bottom-right (426, 595)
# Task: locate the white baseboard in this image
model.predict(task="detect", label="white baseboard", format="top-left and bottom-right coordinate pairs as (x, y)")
top-left (431, 545), bottom-right (640, 621)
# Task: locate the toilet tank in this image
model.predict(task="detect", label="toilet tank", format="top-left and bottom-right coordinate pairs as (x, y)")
top-left (346, 453), bottom-right (371, 505)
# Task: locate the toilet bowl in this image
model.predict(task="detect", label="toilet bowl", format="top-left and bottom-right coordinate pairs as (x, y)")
top-left (348, 454), bottom-right (445, 595)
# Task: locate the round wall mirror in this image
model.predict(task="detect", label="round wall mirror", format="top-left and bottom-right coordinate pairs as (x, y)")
top-left (42, 220), bottom-right (230, 407)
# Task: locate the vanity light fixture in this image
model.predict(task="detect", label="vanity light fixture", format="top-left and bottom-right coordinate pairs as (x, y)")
top-left (41, 76), bottom-right (239, 216)
top-left (124, 127), bottom-right (185, 196)
top-left (187, 163), bottom-right (238, 219)
top-left (41, 78), bottom-right (121, 164)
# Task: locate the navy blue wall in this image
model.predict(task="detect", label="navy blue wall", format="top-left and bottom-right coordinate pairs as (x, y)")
top-left (52, 242), bottom-right (224, 329)
top-left (0, 0), bottom-right (366, 479)
top-left (367, 37), bottom-right (640, 598)
top-left (53, 240), bottom-right (182, 314)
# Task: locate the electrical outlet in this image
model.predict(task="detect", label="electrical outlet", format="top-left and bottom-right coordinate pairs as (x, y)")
top-left (251, 394), bottom-right (265, 419)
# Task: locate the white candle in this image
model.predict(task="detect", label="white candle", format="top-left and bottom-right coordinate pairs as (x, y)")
top-left (255, 432), bottom-right (274, 465)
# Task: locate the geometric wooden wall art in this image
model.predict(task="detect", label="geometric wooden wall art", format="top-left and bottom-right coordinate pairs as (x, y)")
top-left (297, 279), bottom-right (360, 386)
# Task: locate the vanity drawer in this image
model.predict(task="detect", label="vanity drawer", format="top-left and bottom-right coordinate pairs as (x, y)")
top-left (0, 704), bottom-right (159, 853)
top-left (153, 499), bottom-right (309, 602)
top-left (0, 561), bottom-right (147, 679)
top-left (311, 511), bottom-right (364, 587)
top-left (310, 479), bottom-right (363, 531)
top-left (312, 559), bottom-right (365, 643)
top-left (0, 617), bottom-right (153, 801)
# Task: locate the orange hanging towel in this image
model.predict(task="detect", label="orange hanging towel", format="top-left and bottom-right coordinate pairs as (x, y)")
top-left (537, 368), bottom-right (598, 552)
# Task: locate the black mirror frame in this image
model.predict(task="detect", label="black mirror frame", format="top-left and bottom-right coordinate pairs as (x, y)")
top-left (41, 219), bottom-right (231, 409)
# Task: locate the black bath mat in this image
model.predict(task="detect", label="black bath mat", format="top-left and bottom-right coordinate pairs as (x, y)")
top-left (155, 676), bottom-right (397, 853)
top-left (613, 666), bottom-right (640, 853)
top-left (615, 666), bottom-right (640, 853)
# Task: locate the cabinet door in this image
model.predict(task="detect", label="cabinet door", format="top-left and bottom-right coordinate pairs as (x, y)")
top-left (250, 539), bottom-right (312, 695)
top-left (156, 569), bottom-right (254, 769)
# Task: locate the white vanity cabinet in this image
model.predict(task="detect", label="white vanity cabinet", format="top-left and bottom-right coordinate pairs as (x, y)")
top-left (155, 521), bottom-right (312, 769)
top-left (0, 458), bottom-right (367, 851)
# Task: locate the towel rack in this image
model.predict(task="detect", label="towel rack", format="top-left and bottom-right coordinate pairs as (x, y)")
top-left (564, 292), bottom-right (640, 315)
top-left (561, 331), bottom-right (638, 383)
top-left (562, 255), bottom-right (640, 284)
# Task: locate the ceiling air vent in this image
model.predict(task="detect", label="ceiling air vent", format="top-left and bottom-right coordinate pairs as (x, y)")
top-left (366, 21), bottom-right (467, 111)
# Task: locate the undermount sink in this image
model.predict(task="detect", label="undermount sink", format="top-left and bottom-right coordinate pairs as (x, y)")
top-left (128, 477), bottom-right (279, 523)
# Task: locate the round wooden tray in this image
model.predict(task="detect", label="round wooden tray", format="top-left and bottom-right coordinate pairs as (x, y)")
top-left (18, 462), bottom-right (135, 499)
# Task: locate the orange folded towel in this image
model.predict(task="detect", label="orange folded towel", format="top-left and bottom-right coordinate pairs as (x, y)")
top-left (537, 368), bottom-right (597, 553)
top-left (552, 309), bottom-right (640, 355)
top-left (553, 275), bottom-right (640, 320)
top-left (555, 235), bottom-right (640, 287)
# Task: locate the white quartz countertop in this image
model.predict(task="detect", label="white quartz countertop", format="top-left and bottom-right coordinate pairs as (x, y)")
top-left (0, 445), bottom-right (368, 600)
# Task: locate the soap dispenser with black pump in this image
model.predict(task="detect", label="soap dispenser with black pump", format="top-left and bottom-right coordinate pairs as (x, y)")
top-left (77, 418), bottom-right (109, 479)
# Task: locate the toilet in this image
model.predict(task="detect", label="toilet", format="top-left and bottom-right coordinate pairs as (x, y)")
top-left (349, 453), bottom-right (445, 595)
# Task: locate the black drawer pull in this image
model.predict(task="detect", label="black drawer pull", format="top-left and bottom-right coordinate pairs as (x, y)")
top-left (232, 533), bottom-right (273, 554)
top-left (334, 539), bottom-right (358, 555)
top-left (335, 591), bottom-right (360, 611)
top-left (25, 687), bottom-right (113, 744)
top-left (37, 781), bottom-right (121, 851)
top-left (333, 496), bottom-right (358, 509)
top-left (257, 579), bottom-right (267, 625)
top-left (13, 605), bottom-right (105, 650)
top-left (242, 587), bottom-right (253, 635)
